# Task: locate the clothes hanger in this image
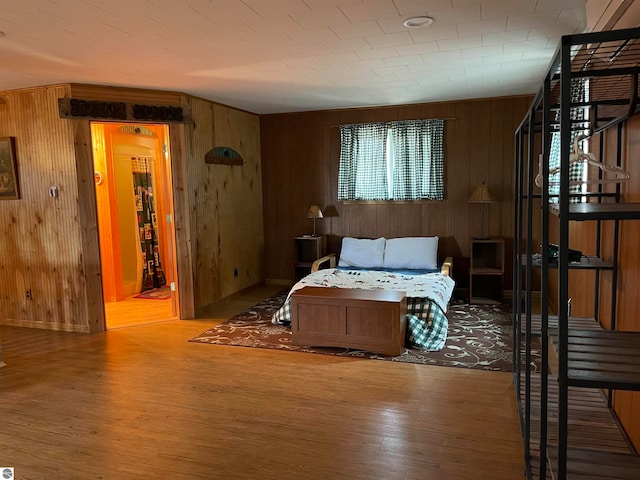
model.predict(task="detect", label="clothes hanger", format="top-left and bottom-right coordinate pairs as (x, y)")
top-left (535, 134), bottom-right (630, 187)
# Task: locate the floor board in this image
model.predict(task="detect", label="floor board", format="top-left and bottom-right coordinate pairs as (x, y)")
top-left (105, 293), bottom-right (175, 328)
top-left (0, 285), bottom-right (526, 480)
top-left (520, 373), bottom-right (637, 479)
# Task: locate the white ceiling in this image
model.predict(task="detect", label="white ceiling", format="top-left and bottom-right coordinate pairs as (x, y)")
top-left (0, 0), bottom-right (591, 114)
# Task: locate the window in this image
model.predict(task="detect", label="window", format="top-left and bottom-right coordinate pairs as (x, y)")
top-left (338, 119), bottom-right (444, 201)
top-left (547, 78), bottom-right (589, 202)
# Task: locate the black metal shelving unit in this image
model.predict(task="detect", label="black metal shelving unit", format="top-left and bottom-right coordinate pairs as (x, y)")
top-left (513, 27), bottom-right (640, 480)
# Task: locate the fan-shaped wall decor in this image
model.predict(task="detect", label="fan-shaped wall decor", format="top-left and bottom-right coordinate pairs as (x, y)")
top-left (204, 146), bottom-right (243, 166)
top-left (119, 125), bottom-right (156, 137)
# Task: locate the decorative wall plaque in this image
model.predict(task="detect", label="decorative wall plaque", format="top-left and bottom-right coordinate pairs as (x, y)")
top-left (204, 147), bottom-right (244, 166)
top-left (58, 98), bottom-right (189, 123)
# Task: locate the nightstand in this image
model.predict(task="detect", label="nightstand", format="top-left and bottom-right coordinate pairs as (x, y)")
top-left (469, 237), bottom-right (504, 304)
top-left (293, 235), bottom-right (326, 281)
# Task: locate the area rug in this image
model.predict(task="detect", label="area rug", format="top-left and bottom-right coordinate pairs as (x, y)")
top-left (189, 291), bottom-right (540, 372)
top-left (133, 285), bottom-right (171, 300)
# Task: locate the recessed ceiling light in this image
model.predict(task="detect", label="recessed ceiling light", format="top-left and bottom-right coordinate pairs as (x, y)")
top-left (403, 16), bottom-right (434, 28)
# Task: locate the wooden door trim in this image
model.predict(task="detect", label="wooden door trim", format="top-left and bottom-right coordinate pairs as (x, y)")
top-left (168, 124), bottom-right (195, 319)
top-left (73, 119), bottom-right (107, 333)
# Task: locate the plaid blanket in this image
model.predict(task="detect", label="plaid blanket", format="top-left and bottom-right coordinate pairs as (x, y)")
top-left (272, 269), bottom-right (454, 352)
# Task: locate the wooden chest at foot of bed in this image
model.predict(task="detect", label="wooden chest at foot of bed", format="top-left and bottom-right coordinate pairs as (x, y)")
top-left (290, 287), bottom-right (407, 356)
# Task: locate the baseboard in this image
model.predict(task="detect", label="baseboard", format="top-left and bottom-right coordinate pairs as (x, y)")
top-left (266, 278), bottom-right (293, 286)
top-left (122, 281), bottom-right (138, 297)
top-left (454, 289), bottom-right (540, 305)
top-left (0, 318), bottom-right (89, 333)
top-left (222, 280), bottom-right (292, 300)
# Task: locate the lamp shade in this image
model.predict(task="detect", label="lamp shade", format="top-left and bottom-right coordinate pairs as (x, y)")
top-left (307, 205), bottom-right (324, 219)
top-left (468, 182), bottom-right (498, 203)
top-left (468, 182), bottom-right (497, 239)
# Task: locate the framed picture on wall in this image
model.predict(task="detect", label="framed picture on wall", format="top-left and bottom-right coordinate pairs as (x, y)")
top-left (0, 137), bottom-right (19, 200)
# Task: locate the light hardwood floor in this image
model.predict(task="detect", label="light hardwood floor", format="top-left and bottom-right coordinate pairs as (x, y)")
top-left (0, 285), bottom-right (525, 480)
top-left (105, 294), bottom-right (175, 329)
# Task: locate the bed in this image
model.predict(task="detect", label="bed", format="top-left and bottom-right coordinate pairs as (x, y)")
top-left (272, 236), bottom-right (455, 352)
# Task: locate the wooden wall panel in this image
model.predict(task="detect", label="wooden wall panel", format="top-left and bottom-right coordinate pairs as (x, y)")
top-left (0, 84), bottom-right (262, 329)
top-left (0, 85), bottom-right (90, 332)
top-left (212, 105), bottom-right (263, 297)
top-left (260, 96), bottom-right (532, 287)
top-left (450, 100), bottom-right (472, 272)
top-left (180, 96), bottom-right (263, 310)
top-left (609, 114), bottom-right (640, 451)
top-left (546, 115), bottom-right (640, 451)
top-left (183, 96), bottom-right (219, 309)
top-left (259, 117), bottom-right (281, 280)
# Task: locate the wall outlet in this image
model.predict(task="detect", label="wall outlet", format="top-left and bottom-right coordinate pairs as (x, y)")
top-left (26, 289), bottom-right (32, 299)
top-left (233, 266), bottom-right (239, 278)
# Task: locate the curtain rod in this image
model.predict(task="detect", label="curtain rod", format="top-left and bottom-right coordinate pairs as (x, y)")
top-left (329, 117), bottom-right (456, 128)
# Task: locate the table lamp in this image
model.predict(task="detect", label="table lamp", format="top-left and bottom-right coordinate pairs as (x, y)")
top-left (307, 205), bottom-right (323, 236)
top-left (468, 182), bottom-right (498, 239)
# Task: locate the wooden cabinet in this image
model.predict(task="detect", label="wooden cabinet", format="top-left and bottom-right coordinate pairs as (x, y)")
top-left (469, 237), bottom-right (504, 304)
top-left (293, 236), bottom-right (326, 281)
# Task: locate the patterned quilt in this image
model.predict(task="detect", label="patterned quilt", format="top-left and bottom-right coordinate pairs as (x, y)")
top-left (272, 269), bottom-right (455, 352)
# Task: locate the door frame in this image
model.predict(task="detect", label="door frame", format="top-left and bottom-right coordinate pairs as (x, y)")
top-left (73, 119), bottom-right (195, 333)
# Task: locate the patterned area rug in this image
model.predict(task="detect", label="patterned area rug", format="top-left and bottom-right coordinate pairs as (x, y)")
top-left (190, 291), bottom-right (540, 372)
top-left (133, 286), bottom-right (171, 300)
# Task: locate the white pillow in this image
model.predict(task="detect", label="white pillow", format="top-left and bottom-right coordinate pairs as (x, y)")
top-left (338, 237), bottom-right (386, 268)
top-left (383, 236), bottom-right (439, 270)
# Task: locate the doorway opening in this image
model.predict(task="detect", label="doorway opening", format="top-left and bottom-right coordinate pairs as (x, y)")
top-left (91, 122), bottom-right (179, 328)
